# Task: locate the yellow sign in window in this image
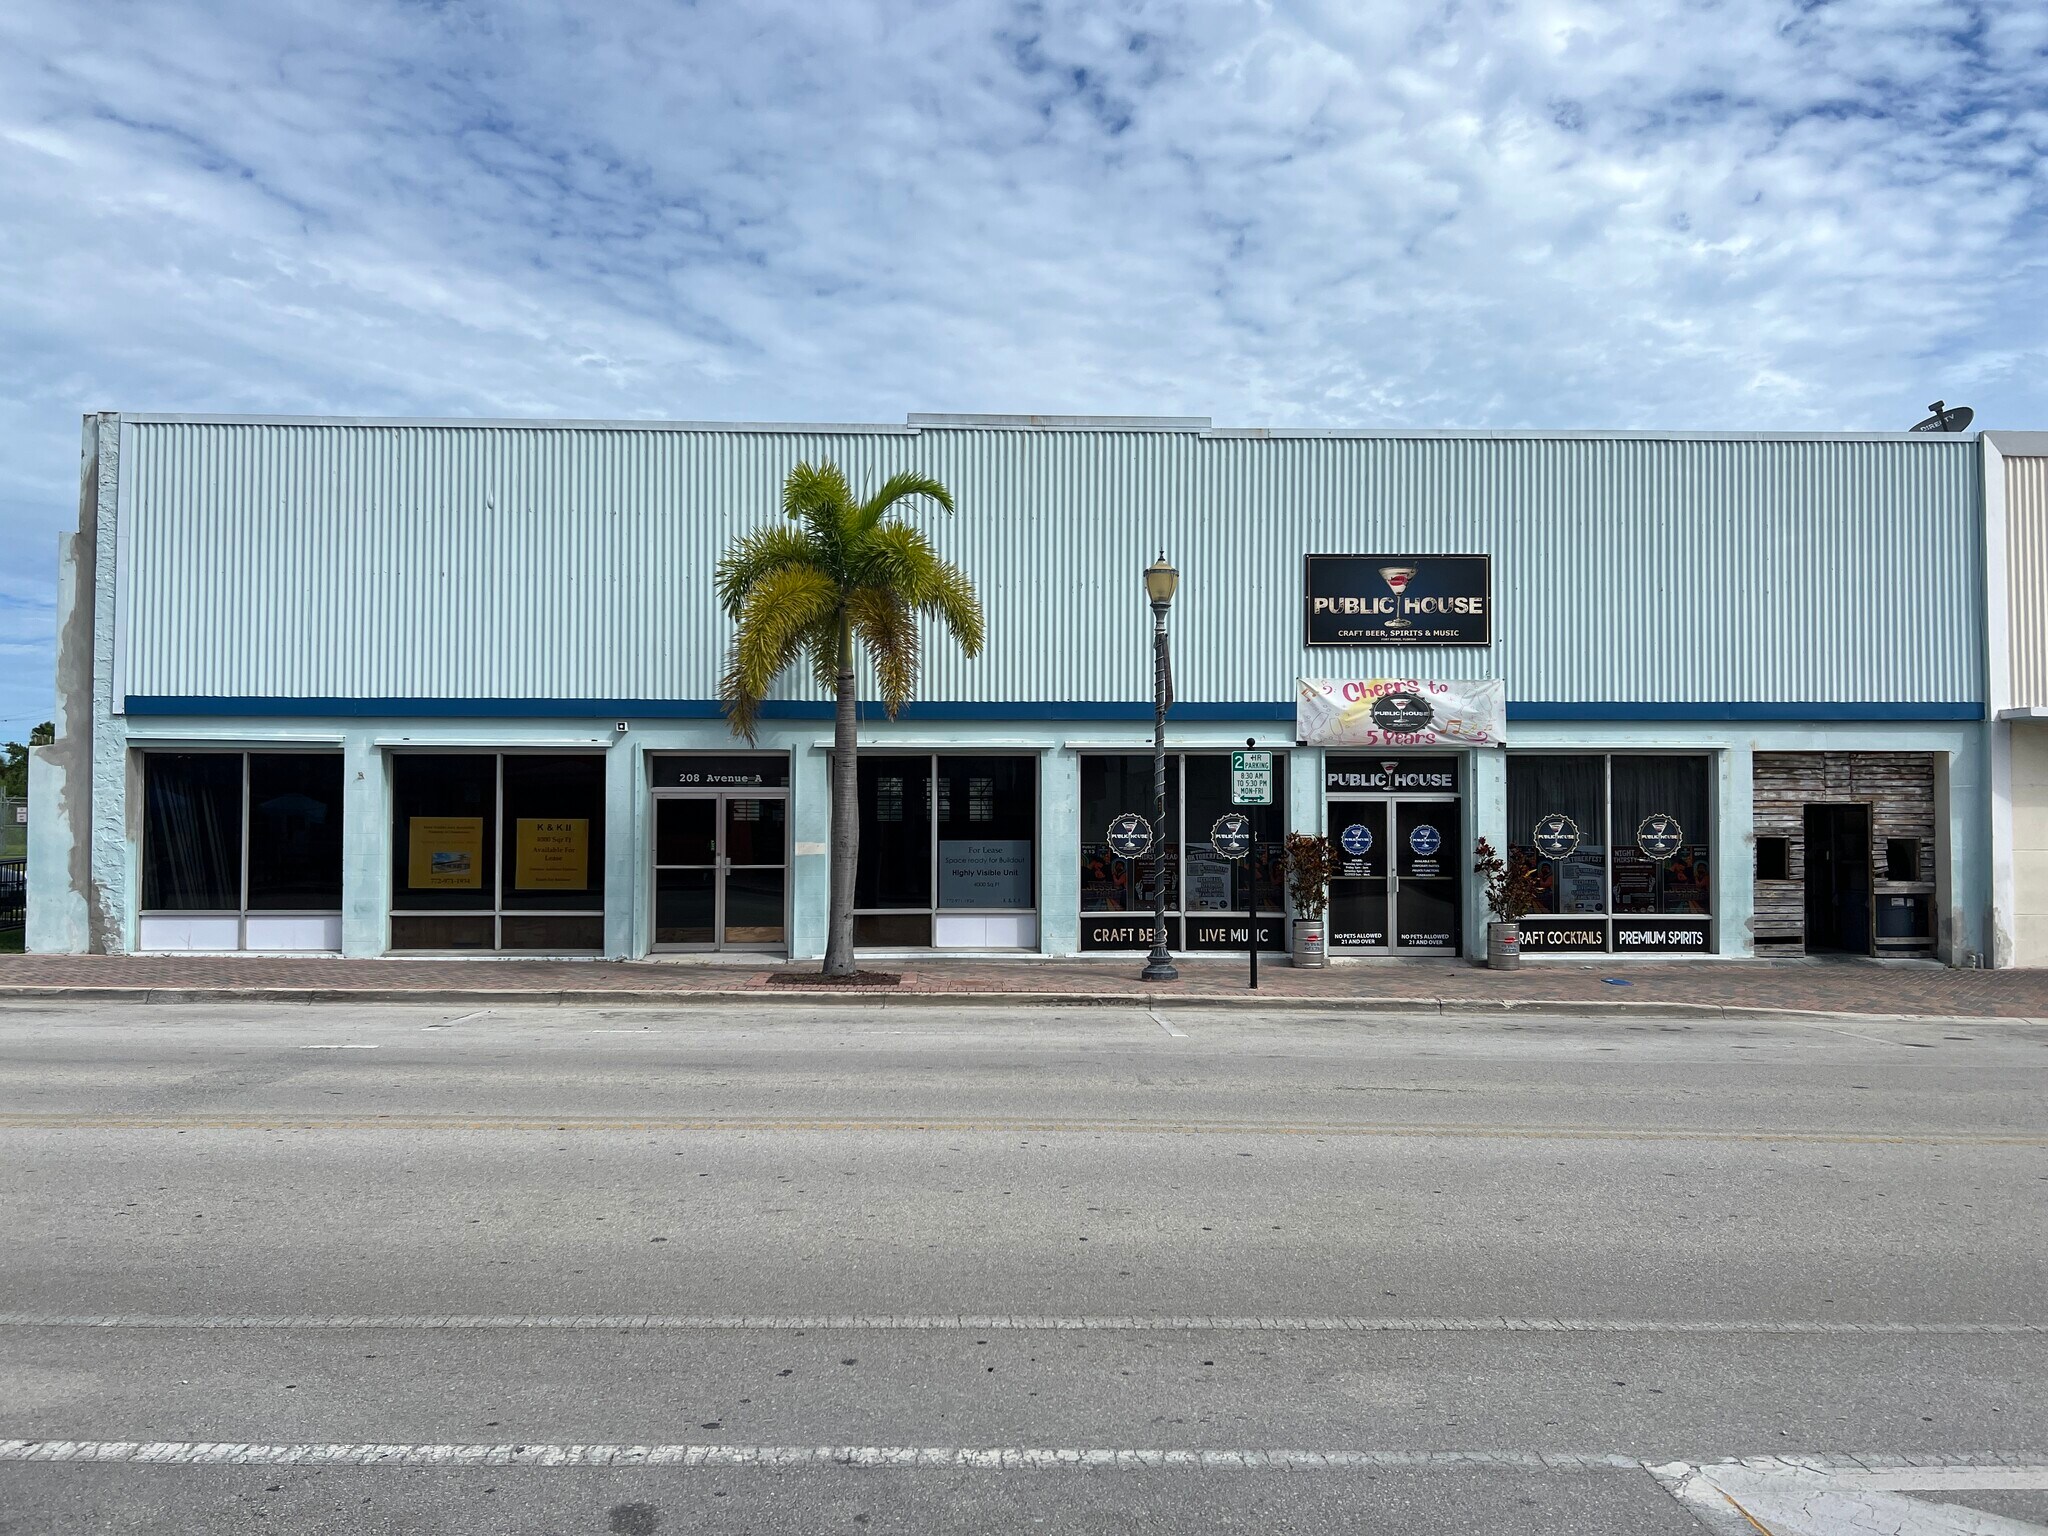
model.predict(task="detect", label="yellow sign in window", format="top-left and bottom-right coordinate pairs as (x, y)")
top-left (407, 817), bottom-right (485, 890)
top-left (514, 818), bottom-right (589, 891)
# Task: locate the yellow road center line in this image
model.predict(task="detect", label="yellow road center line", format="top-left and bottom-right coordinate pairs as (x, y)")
top-left (0, 1114), bottom-right (2039, 1145)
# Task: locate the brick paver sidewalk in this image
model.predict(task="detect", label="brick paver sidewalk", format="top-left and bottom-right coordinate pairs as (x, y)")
top-left (1, 953), bottom-right (2044, 1019)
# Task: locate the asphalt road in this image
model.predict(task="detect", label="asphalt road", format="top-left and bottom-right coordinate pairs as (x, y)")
top-left (0, 999), bottom-right (2044, 1534)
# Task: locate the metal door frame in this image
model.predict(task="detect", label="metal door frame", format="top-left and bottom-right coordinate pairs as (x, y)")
top-left (1326, 791), bottom-right (1462, 956)
top-left (650, 788), bottom-right (790, 953)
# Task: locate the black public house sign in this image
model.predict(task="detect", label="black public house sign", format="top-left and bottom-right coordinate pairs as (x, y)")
top-left (1304, 554), bottom-right (1492, 647)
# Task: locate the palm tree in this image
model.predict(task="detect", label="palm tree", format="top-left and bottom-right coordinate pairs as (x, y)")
top-left (717, 461), bottom-right (984, 977)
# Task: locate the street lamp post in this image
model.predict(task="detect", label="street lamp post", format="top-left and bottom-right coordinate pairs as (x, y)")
top-left (1142, 553), bottom-right (1179, 982)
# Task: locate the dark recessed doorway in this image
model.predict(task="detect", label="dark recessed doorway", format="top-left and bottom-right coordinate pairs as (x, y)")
top-left (1802, 803), bottom-right (1872, 955)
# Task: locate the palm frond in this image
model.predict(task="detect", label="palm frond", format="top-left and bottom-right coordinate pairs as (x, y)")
top-left (720, 564), bottom-right (840, 740)
top-left (846, 519), bottom-right (940, 593)
top-left (714, 524), bottom-right (827, 618)
top-left (855, 470), bottom-right (954, 533)
top-left (781, 460), bottom-right (855, 570)
top-left (805, 628), bottom-right (841, 694)
top-left (847, 585), bottom-right (921, 718)
top-left (915, 555), bottom-right (985, 658)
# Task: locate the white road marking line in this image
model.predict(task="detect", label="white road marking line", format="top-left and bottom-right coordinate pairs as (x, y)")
top-left (1148, 1010), bottom-right (1188, 1039)
top-left (1783, 1017), bottom-right (1919, 1049)
top-left (6, 1112), bottom-right (2034, 1144)
top-left (0, 1313), bottom-right (2036, 1335)
top-left (0, 1440), bottom-right (1640, 1470)
top-left (1650, 1457), bottom-right (2048, 1535)
top-left (294, 1045), bottom-right (378, 1051)
top-left (426, 1010), bottom-right (492, 1029)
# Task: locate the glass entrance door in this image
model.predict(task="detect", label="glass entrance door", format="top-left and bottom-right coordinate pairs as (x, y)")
top-left (652, 794), bottom-right (787, 951)
top-left (1325, 797), bottom-right (1460, 954)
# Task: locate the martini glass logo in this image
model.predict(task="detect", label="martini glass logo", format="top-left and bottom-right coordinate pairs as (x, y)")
top-left (1636, 814), bottom-right (1682, 861)
top-left (1534, 814), bottom-right (1580, 860)
top-left (1378, 565), bottom-right (1418, 629)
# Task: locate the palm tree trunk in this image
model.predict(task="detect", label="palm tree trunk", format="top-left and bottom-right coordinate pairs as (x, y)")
top-left (824, 607), bottom-right (858, 976)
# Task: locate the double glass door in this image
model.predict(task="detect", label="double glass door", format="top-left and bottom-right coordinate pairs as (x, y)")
top-left (1325, 797), bottom-right (1461, 953)
top-left (653, 794), bottom-right (788, 950)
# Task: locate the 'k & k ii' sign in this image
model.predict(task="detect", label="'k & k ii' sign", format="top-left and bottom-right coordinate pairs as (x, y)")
top-left (1296, 677), bottom-right (1507, 748)
top-left (1304, 554), bottom-right (1492, 646)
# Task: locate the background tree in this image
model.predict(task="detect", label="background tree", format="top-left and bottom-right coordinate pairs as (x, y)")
top-left (2, 722), bottom-right (54, 801)
top-left (717, 463), bottom-right (982, 977)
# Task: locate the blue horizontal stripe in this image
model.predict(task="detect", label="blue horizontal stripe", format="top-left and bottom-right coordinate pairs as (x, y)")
top-left (124, 696), bottom-right (1982, 724)
top-left (1505, 700), bottom-right (1982, 722)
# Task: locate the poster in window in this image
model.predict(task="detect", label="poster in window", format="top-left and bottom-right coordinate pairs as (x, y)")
top-left (514, 818), bottom-right (590, 891)
top-left (939, 839), bottom-right (1032, 909)
top-left (1560, 851), bottom-right (1607, 913)
top-left (1185, 848), bottom-right (1234, 911)
top-left (407, 817), bottom-right (485, 890)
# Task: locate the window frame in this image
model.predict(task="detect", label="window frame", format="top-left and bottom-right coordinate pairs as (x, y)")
top-left (1078, 750), bottom-right (1288, 918)
top-left (137, 748), bottom-right (345, 950)
top-left (387, 749), bottom-right (608, 954)
top-left (1506, 749), bottom-right (1716, 950)
top-left (842, 750), bottom-right (1044, 950)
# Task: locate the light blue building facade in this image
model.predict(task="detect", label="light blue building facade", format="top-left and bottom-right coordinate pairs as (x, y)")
top-left (28, 412), bottom-right (1997, 965)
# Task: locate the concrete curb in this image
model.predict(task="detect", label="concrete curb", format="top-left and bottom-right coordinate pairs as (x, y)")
top-left (0, 985), bottom-right (2034, 1027)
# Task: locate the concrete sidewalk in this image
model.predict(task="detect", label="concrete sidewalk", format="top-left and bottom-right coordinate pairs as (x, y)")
top-left (1, 952), bottom-right (2044, 1021)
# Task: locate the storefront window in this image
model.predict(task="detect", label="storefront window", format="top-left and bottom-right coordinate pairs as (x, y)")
top-left (140, 751), bottom-right (343, 951)
top-left (1080, 752), bottom-right (1287, 948)
top-left (1610, 756), bottom-right (1710, 916)
top-left (1506, 755), bottom-right (1607, 916)
top-left (143, 753), bottom-right (243, 911)
top-left (1508, 752), bottom-right (1713, 952)
top-left (390, 752), bottom-right (606, 952)
top-left (937, 757), bottom-right (1035, 910)
top-left (852, 753), bottom-right (1037, 948)
top-left (1079, 755), bottom-right (1178, 915)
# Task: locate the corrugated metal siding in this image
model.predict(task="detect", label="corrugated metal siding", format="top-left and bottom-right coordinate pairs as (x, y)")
top-left (117, 421), bottom-right (1984, 707)
top-left (2008, 457), bottom-right (2048, 708)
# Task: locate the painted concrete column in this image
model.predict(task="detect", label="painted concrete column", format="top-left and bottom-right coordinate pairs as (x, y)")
top-left (1041, 748), bottom-right (1081, 956)
top-left (24, 748), bottom-right (88, 953)
top-left (340, 735), bottom-right (390, 957)
top-left (1936, 732), bottom-right (1991, 965)
top-left (1988, 720), bottom-right (2013, 968)
top-left (1287, 746), bottom-right (1322, 837)
top-left (1465, 746), bottom-right (1507, 960)
top-left (604, 741), bottom-right (638, 959)
top-left (789, 743), bottom-right (830, 961)
top-left (1718, 741), bottom-right (1756, 959)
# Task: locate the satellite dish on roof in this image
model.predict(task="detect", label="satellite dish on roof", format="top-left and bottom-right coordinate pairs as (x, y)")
top-left (1909, 399), bottom-right (1974, 433)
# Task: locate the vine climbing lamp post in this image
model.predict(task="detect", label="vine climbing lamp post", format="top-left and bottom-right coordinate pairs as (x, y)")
top-left (1142, 552), bottom-right (1179, 982)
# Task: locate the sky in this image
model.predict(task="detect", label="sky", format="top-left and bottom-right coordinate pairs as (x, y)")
top-left (2, 0), bottom-right (2045, 738)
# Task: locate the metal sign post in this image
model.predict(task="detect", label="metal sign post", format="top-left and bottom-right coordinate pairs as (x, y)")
top-left (1227, 747), bottom-right (1274, 990)
top-left (1210, 811), bottom-right (1254, 989)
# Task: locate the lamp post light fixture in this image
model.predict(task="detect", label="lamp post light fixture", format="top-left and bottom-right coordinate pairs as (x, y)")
top-left (1142, 552), bottom-right (1179, 982)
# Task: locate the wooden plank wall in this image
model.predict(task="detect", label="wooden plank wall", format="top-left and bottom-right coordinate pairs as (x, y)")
top-left (1752, 752), bottom-right (1938, 951)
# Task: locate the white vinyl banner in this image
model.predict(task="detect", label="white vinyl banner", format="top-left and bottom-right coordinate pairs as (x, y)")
top-left (1296, 677), bottom-right (1507, 748)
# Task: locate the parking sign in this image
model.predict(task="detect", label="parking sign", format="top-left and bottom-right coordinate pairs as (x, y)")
top-left (1230, 750), bottom-right (1273, 806)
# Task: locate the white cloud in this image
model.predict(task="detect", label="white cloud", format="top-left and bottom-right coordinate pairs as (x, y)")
top-left (0, 0), bottom-right (2043, 729)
